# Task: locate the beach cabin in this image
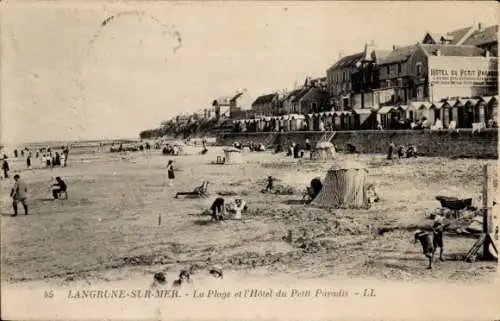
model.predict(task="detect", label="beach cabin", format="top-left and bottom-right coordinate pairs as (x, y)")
top-left (289, 114), bottom-right (303, 131)
top-left (416, 102), bottom-right (433, 124)
top-left (483, 96), bottom-right (499, 126)
top-left (352, 109), bottom-right (375, 130)
top-left (377, 106), bottom-right (395, 129)
top-left (406, 102), bottom-right (420, 122)
top-left (306, 114), bottom-right (315, 131)
top-left (439, 101), bottom-right (452, 128)
top-left (431, 102), bottom-right (444, 126)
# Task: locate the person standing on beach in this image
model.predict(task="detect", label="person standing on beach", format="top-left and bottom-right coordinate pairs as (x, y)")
top-left (26, 154), bottom-right (32, 169)
top-left (10, 174), bottom-right (28, 216)
top-left (167, 160), bottom-right (175, 187)
top-left (2, 155), bottom-right (10, 179)
top-left (387, 141), bottom-right (395, 160)
top-left (63, 146), bottom-right (69, 167)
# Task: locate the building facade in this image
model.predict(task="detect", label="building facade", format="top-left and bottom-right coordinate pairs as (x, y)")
top-left (251, 93), bottom-right (280, 116)
top-left (282, 86), bottom-right (329, 115)
top-left (326, 52), bottom-right (364, 110)
top-left (211, 91), bottom-right (248, 120)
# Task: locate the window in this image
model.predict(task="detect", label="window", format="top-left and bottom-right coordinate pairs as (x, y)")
top-left (386, 80), bottom-right (391, 88)
top-left (386, 65), bottom-right (390, 75)
top-left (397, 78), bottom-right (403, 88)
top-left (342, 71), bottom-right (346, 82)
top-left (416, 63), bottom-right (423, 77)
top-left (397, 63), bottom-right (402, 74)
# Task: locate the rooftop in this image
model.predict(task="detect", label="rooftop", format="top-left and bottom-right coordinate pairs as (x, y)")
top-left (421, 44), bottom-right (486, 57)
top-left (284, 88), bottom-right (311, 103)
top-left (252, 93), bottom-right (278, 105)
top-left (327, 52), bottom-right (364, 71)
top-left (463, 25), bottom-right (498, 46)
top-left (378, 45), bottom-right (418, 65)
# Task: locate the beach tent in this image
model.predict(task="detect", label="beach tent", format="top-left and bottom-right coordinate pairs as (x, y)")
top-left (312, 159), bottom-right (369, 209)
top-left (223, 147), bottom-right (243, 164)
top-left (311, 141), bottom-right (336, 161)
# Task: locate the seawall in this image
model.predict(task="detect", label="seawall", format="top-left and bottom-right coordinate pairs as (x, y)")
top-left (216, 129), bottom-right (498, 158)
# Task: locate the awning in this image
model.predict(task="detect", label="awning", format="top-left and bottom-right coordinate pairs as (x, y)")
top-left (397, 105), bottom-right (409, 111)
top-left (378, 106), bottom-right (395, 115)
top-left (464, 99), bottom-right (479, 106)
top-left (290, 114), bottom-right (305, 119)
top-left (418, 102), bottom-right (432, 109)
top-left (408, 101), bottom-right (424, 110)
top-left (432, 102), bottom-right (444, 109)
top-left (352, 108), bottom-right (373, 115)
top-left (447, 99), bottom-right (459, 107)
top-left (482, 96), bottom-right (496, 104)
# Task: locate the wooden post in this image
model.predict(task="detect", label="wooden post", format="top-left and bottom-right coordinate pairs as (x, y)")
top-left (483, 164), bottom-right (494, 259)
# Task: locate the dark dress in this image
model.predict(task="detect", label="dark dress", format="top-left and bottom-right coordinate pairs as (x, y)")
top-left (167, 166), bottom-right (175, 179)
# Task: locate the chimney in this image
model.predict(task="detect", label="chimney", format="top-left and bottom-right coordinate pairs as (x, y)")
top-left (392, 45), bottom-right (396, 51)
top-left (338, 51), bottom-right (345, 59)
top-left (478, 22), bottom-right (482, 31)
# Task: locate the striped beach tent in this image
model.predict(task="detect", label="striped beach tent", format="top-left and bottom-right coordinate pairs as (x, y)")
top-left (312, 159), bottom-right (369, 209)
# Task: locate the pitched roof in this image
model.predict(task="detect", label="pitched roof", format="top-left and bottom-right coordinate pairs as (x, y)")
top-left (252, 93), bottom-right (277, 105)
top-left (446, 26), bottom-right (475, 45)
top-left (284, 88), bottom-right (311, 103)
top-left (231, 92), bottom-right (243, 101)
top-left (378, 45), bottom-right (418, 65)
top-left (373, 50), bottom-right (392, 62)
top-left (327, 52), bottom-right (364, 71)
top-left (463, 25), bottom-right (498, 46)
top-left (423, 26), bottom-right (475, 45)
top-left (420, 44), bottom-right (485, 57)
top-left (425, 33), bottom-right (443, 43)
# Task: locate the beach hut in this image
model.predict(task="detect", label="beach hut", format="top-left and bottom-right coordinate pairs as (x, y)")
top-left (311, 159), bottom-right (369, 209)
top-left (223, 147), bottom-right (243, 164)
top-left (332, 112), bottom-right (340, 130)
top-left (396, 105), bottom-right (408, 122)
top-left (483, 96), bottom-right (499, 126)
top-left (439, 101), bottom-right (453, 128)
top-left (464, 99), bottom-right (479, 127)
top-left (290, 114), bottom-right (305, 131)
top-left (406, 102), bottom-right (420, 122)
top-left (377, 106), bottom-right (395, 129)
top-left (306, 114), bottom-right (314, 131)
top-left (432, 102), bottom-right (445, 125)
top-left (446, 99), bottom-right (460, 127)
top-left (352, 109), bottom-right (375, 130)
top-left (311, 141), bottom-right (336, 161)
top-left (416, 102), bottom-right (433, 124)
top-left (320, 112), bottom-right (333, 131)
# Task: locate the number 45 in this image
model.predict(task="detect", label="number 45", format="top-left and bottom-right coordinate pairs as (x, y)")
top-left (44, 290), bottom-right (54, 299)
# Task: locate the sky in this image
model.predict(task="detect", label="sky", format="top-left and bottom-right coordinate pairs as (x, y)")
top-left (0, 1), bottom-right (497, 144)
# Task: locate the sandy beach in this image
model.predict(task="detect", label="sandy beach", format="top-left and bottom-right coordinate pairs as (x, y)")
top-left (1, 145), bottom-right (497, 287)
